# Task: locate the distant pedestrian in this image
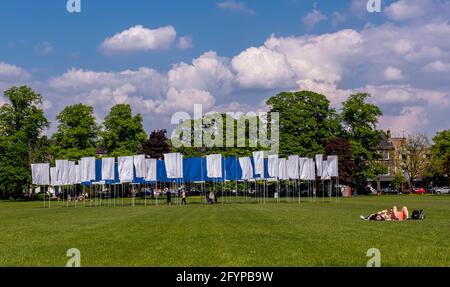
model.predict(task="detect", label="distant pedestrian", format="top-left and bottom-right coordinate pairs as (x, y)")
top-left (166, 188), bottom-right (172, 206)
top-left (181, 190), bottom-right (187, 205)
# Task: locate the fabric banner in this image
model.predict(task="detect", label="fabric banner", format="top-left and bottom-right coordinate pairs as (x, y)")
top-left (267, 155), bottom-right (279, 178)
top-left (164, 153), bottom-right (184, 179)
top-left (50, 167), bottom-right (58, 186)
top-left (299, 158), bottom-right (309, 180)
top-left (31, 163), bottom-right (50, 186)
top-left (101, 157), bottom-right (115, 181)
top-left (145, 158), bottom-right (157, 181)
top-left (278, 158), bottom-right (288, 180)
top-left (133, 155), bottom-right (146, 179)
top-left (206, 154), bottom-right (223, 178)
top-left (321, 160), bottom-right (330, 180)
top-left (239, 157), bottom-right (254, 180)
top-left (118, 156), bottom-right (134, 182)
top-left (80, 157), bottom-right (96, 182)
top-left (327, 155), bottom-right (339, 177)
top-left (252, 151), bottom-right (265, 177)
top-left (308, 159), bottom-right (316, 180)
top-left (287, 155), bottom-right (300, 179)
top-left (68, 161), bottom-right (76, 185)
top-left (315, 154), bottom-right (323, 177)
top-left (55, 159), bottom-right (69, 185)
top-left (75, 164), bottom-right (81, 184)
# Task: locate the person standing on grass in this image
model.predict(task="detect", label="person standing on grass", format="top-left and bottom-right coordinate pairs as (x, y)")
top-left (166, 188), bottom-right (172, 206)
top-left (181, 190), bottom-right (187, 205)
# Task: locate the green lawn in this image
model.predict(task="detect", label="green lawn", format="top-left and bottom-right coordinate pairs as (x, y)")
top-left (1, 195), bottom-right (449, 267)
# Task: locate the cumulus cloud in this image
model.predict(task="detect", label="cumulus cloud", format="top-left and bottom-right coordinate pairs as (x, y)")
top-left (34, 41), bottom-right (54, 56)
top-left (383, 66), bottom-right (404, 81)
top-left (0, 61), bottom-right (31, 82)
top-left (177, 36), bottom-right (193, 49)
top-left (423, 61), bottom-right (450, 73)
top-left (385, 0), bottom-right (427, 21)
top-left (217, 1), bottom-right (255, 15)
top-left (99, 25), bottom-right (177, 54)
top-left (232, 46), bottom-right (296, 89)
top-left (302, 9), bottom-right (328, 30)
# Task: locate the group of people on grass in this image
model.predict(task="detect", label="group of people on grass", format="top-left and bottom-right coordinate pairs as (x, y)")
top-left (361, 206), bottom-right (409, 221)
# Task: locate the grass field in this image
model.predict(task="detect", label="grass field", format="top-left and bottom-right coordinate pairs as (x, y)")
top-left (1, 195), bottom-right (449, 267)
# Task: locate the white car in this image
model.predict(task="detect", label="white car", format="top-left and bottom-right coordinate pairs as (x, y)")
top-left (435, 187), bottom-right (450, 194)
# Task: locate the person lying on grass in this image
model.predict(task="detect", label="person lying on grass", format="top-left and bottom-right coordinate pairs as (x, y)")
top-left (361, 206), bottom-right (409, 221)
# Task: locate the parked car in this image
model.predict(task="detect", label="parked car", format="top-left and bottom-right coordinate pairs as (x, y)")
top-left (413, 187), bottom-right (426, 195)
top-left (435, 187), bottom-right (450, 194)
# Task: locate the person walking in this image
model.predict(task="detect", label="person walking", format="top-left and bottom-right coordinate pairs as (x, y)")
top-left (166, 188), bottom-right (172, 206)
top-left (181, 190), bottom-right (187, 205)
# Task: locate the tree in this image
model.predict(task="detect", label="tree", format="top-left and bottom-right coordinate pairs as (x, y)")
top-left (430, 130), bottom-right (450, 185)
top-left (391, 172), bottom-right (405, 193)
top-left (141, 129), bottom-right (171, 159)
top-left (52, 103), bottom-right (99, 160)
top-left (324, 137), bottom-right (356, 185)
top-left (267, 91), bottom-right (341, 157)
top-left (341, 93), bottom-right (384, 192)
top-left (0, 86), bottom-right (49, 197)
top-left (400, 134), bottom-right (430, 184)
top-left (102, 104), bottom-right (147, 157)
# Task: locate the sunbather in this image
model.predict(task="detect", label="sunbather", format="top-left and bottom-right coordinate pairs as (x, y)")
top-left (361, 206), bottom-right (409, 221)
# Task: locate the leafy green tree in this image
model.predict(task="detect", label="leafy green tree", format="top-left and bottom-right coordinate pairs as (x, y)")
top-left (102, 104), bottom-right (147, 157)
top-left (267, 91), bottom-right (341, 157)
top-left (341, 93), bottom-right (384, 192)
top-left (52, 103), bottom-right (99, 160)
top-left (431, 130), bottom-right (450, 185)
top-left (0, 86), bottom-right (49, 197)
top-left (391, 172), bottom-right (405, 193)
top-left (400, 134), bottom-right (430, 184)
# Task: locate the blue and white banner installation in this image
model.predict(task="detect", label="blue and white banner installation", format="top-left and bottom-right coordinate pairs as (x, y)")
top-left (164, 153), bottom-right (184, 179)
top-left (239, 157), bottom-right (253, 180)
top-left (145, 158), bottom-right (157, 182)
top-left (75, 165), bottom-right (81, 184)
top-left (31, 163), bottom-right (50, 186)
top-left (68, 161), bottom-right (76, 185)
top-left (101, 157), bottom-right (115, 181)
top-left (55, 159), bottom-right (69, 186)
top-left (80, 157), bottom-right (96, 182)
top-left (300, 158), bottom-right (309, 180)
top-left (252, 151), bottom-right (265, 177)
top-left (118, 156), bottom-right (134, 183)
top-left (133, 155), bottom-right (146, 179)
top-left (206, 154), bottom-right (223, 179)
top-left (287, 155), bottom-right (300, 179)
top-left (308, 158), bottom-right (316, 180)
top-left (267, 155), bottom-right (279, 178)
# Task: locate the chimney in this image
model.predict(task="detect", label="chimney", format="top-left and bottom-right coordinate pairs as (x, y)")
top-left (387, 129), bottom-right (391, 138)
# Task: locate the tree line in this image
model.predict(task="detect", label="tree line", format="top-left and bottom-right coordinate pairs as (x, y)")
top-left (1, 86), bottom-right (449, 198)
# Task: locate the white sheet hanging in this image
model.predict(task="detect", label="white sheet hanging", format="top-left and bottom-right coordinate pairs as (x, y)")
top-left (287, 155), bottom-right (300, 179)
top-left (133, 155), bottom-right (146, 178)
top-left (267, 155), bottom-right (279, 178)
top-left (31, 163), bottom-right (50, 186)
top-left (50, 167), bottom-right (58, 186)
top-left (118, 156), bottom-right (134, 183)
top-left (252, 151), bottom-right (265, 177)
top-left (327, 155), bottom-right (339, 177)
top-left (75, 164), bottom-right (81, 184)
top-left (206, 154), bottom-right (223, 178)
top-left (55, 160), bottom-right (68, 185)
top-left (308, 158), bottom-right (316, 180)
top-left (68, 161), bottom-right (76, 185)
top-left (80, 157), bottom-right (96, 182)
top-left (145, 158), bottom-right (157, 181)
top-left (101, 157), bottom-right (115, 181)
top-left (300, 158), bottom-right (309, 180)
top-left (315, 154), bottom-right (323, 176)
top-left (164, 153), bottom-right (183, 179)
top-left (239, 157), bottom-right (254, 180)
top-left (278, 158), bottom-right (288, 180)
top-left (321, 160), bottom-right (331, 180)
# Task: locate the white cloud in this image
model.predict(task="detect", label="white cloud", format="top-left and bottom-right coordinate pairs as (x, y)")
top-left (302, 10), bottom-right (328, 30)
top-left (34, 42), bottom-right (54, 56)
top-left (379, 106), bottom-right (429, 136)
top-left (217, 1), bottom-right (255, 15)
top-left (232, 46), bottom-right (296, 89)
top-left (168, 51), bottom-right (234, 97)
top-left (383, 66), bottom-right (404, 81)
top-left (0, 62), bottom-right (31, 81)
top-left (99, 25), bottom-right (177, 54)
top-left (385, 0), bottom-right (427, 21)
top-left (178, 36), bottom-right (193, 49)
top-left (423, 61), bottom-right (450, 73)
top-left (331, 12), bottom-right (347, 27)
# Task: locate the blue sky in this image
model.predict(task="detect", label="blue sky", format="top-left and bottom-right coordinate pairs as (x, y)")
top-left (1, 0), bottom-right (449, 137)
